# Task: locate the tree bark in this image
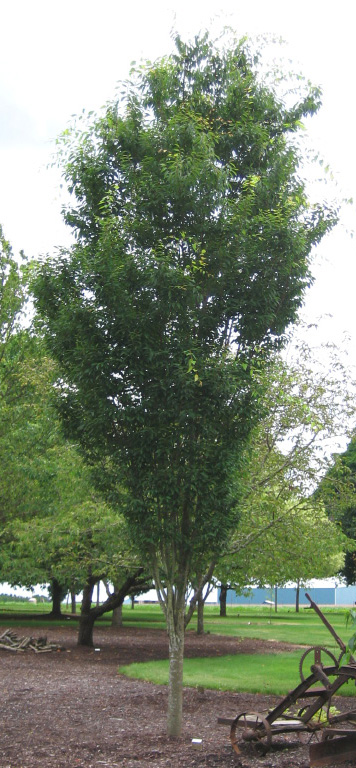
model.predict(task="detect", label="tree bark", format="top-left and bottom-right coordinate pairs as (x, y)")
top-left (166, 588), bottom-right (185, 738)
top-left (154, 561), bottom-right (215, 737)
top-left (296, 580), bottom-right (300, 613)
top-left (48, 578), bottom-right (65, 618)
top-left (219, 584), bottom-right (227, 617)
top-left (104, 580), bottom-right (123, 626)
top-left (77, 569), bottom-right (144, 647)
top-left (71, 591), bottom-right (77, 614)
top-left (78, 611), bottom-right (96, 645)
top-left (184, 561), bottom-right (215, 628)
top-left (111, 580), bottom-right (123, 627)
top-left (78, 580), bottom-right (96, 646)
top-left (197, 593), bottom-right (204, 635)
top-left (111, 602), bottom-right (123, 627)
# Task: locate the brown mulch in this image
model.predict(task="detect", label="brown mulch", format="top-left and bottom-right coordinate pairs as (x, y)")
top-left (1, 621), bottom-right (355, 768)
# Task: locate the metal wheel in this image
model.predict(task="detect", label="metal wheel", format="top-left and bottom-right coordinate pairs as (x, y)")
top-left (299, 646), bottom-right (338, 681)
top-left (230, 711), bottom-right (272, 754)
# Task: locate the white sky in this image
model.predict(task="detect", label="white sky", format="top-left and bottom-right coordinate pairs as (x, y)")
top-left (0, 0), bottom-right (355, 353)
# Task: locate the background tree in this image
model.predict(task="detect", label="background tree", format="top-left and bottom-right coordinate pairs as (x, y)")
top-left (0, 229), bottom-right (146, 639)
top-left (0, 224), bottom-right (27, 347)
top-left (221, 499), bottom-right (347, 607)
top-left (4, 468), bottom-right (148, 644)
top-left (0, 225), bottom-right (33, 530)
top-left (33, 34), bottom-right (336, 736)
top-left (319, 435), bottom-right (356, 585)
top-left (0, 229), bottom-right (74, 607)
top-left (189, 569), bottom-right (215, 634)
top-left (215, 339), bottom-right (356, 612)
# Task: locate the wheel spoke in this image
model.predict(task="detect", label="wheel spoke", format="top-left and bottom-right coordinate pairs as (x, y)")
top-left (230, 711), bottom-right (272, 754)
top-left (299, 646), bottom-right (338, 681)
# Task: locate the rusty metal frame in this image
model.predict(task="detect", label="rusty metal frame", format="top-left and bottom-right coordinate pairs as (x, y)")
top-left (221, 594), bottom-right (356, 765)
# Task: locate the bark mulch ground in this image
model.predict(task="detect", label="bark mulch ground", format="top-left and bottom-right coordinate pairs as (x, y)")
top-left (1, 621), bottom-right (355, 768)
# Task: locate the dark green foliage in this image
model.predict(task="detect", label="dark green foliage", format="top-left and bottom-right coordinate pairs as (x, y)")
top-left (32, 34), bottom-right (337, 731)
top-left (342, 551), bottom-right (356, 585)
top-left (321, 435), bottom-right (356, 585)
top-left (33, 34), bottom-right (336, 572)
top-left (0, 227), bottom-right (54, 529)
top-left (0, 224), bottom-right (27, 342)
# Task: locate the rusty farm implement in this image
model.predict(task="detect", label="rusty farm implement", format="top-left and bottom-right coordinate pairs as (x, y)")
top-left (219, 593), bottom-right (356, 766)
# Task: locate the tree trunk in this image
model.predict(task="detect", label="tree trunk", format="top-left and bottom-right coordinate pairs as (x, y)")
top-left (184, 561), bottom-right (216, 629)
top-left (166, 589), bottom-right (185, 738)
top-left (49, 578), bottom-right (65, 618)
top-left (105, 581), bottom-right (125, 627)
top-left (219, 584), bottom-right (227, 617)
top-left (274, 585), bottom-right (278, 613)
top-left (155, 562), bottom-right (216, 736)
top-left (111, 602), bottom-right (123, 627)
top-left (71, 591), bottom-right (76, 614)
top-left (197, 593), bottom-right (204, 635)
top-left (78, 611), bottom-right (96, 646)
top-left (76, 569), bottom-right (144, 647)
top-left (131, 595), bottom-right (135, 609)
top-left (296, 580), bottom-right (300, 613)
top-left (78, 581), bottom-right (96, 646)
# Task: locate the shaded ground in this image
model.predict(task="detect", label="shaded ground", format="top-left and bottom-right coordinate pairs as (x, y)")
top-left (1, 622), bottom-right (355, 767)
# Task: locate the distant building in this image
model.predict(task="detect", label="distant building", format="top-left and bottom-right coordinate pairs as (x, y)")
top-left (220, 579), bottom-right (356, 607)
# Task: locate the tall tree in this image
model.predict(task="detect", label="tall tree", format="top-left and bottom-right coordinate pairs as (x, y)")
top-left (222, 498), bottom-right (347, 597)
top-left (33, 34), bottom-right (336, 735)
top-left (0, 228), bottom-right (146, 637)
top-left (3, 460), bottom-right (148, 644)
top-left (0, 226), bottom-right (53, 530)
top-left (319, 435), bottom-right (356, 584)
top-left (216, 342), bottom-right (355, 609)
top-left (0, 224), bottom-right (27, 346)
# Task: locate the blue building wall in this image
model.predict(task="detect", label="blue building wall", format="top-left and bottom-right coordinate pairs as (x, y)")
top-left (222, 586), bottom-right (356, 606)
top-left (335, 586), bottom-right (356, 605)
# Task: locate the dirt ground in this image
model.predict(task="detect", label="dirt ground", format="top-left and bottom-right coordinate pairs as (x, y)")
top-left (1, 621), bottom-right (355, 768)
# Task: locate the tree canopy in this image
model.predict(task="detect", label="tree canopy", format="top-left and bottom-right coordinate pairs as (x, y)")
top-left (33, 33), bottom-right (337, 735)
top-left (319, 435), bottom-right (356, 585)
top-left (215, 339), bottom-right (355, 606)
top-left (0, 226), bottom-right (50, 530)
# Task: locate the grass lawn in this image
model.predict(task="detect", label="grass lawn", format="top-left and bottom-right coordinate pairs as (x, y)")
top-left (118, 604), bottom-right (355, 696)
top-left (118, 651), bottom-right (356, 698)
top-left (2, 600), bottom-right (355, 696)
top-left (119, 652), bottom-right (303, 694)
top-left (0, 601), bottom-right (352, 648)
top-left (121, 603), bottom-right (352, 649)
top-left (119, 651), bottom-right (356, 696)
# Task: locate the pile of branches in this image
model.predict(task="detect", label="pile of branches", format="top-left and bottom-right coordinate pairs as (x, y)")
top-left (0, 629), bottom-right (64, 653)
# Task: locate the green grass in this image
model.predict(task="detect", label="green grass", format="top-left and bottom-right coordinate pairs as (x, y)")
top-left (121, 603), bottom-right (352, 649)
top-left (118, 652), bottom-right (302, 694)
top-left (118, 604), bottom-right (356, 696)
top-left (118, 652), bottom-right (356, 698)
top-left (0, 600), bottom-right (53, 613)
top-left (0, 600), bottom-right (352, 647)
top-left (0, 601), bottom-right (352, 647)
top-left (2, 599), bottom-right (355, 697)
top-left (197, 610), bottom-right (349, 646)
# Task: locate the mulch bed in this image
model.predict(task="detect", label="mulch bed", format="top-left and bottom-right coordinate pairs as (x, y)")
top-left (0, 621), bottom-right (355, 768)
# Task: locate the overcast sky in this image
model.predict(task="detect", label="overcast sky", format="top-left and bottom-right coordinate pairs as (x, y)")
top-left (0, 0), bottom-right (355, 352)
